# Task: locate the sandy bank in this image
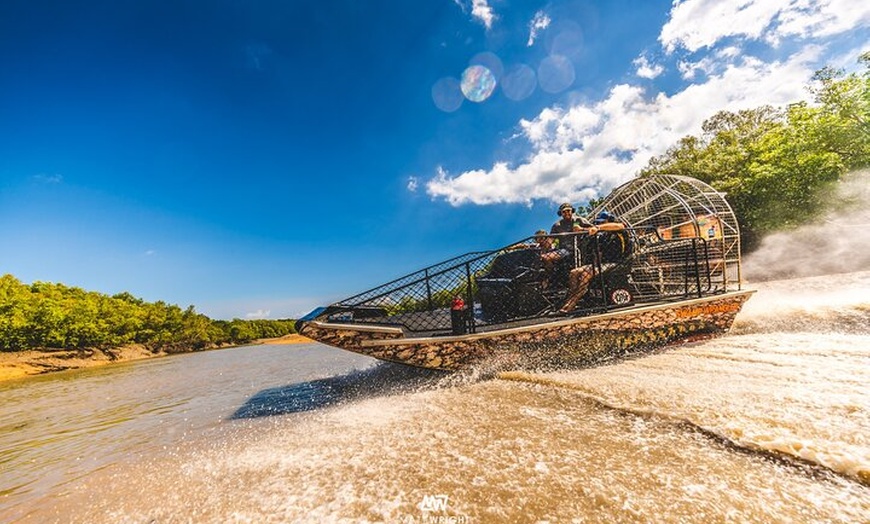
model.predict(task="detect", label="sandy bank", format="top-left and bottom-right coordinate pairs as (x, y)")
top-left (0, 334), bottom-right (313, 384)
top-left (259, 334), bottom-right (313, 345)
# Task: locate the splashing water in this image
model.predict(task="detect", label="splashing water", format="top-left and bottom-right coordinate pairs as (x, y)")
top-left (743, 169), bottom-right (870, 281)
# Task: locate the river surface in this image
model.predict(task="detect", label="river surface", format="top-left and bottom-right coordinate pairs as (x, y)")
top-left (1, 271), bottom-right (869, 523)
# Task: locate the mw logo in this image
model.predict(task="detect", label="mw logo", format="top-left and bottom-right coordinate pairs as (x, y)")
top-left (419, 494), bottom-right (449, 512)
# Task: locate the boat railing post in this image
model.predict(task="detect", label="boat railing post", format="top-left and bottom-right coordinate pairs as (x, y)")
top-left (682, 243), bottom-right (691, 297)
top-left (424, 268), bottom-right (433, 310)
top-left (572, 233), bottom-right (580, 270)
top-left (702, 239), bottom-right (712, 292)
top-left (692, 238), bottom-right (702, 298)
top-left (591, 235), bottom-right (608, 312)
top-left (464, 261), bottom-right (476, 334)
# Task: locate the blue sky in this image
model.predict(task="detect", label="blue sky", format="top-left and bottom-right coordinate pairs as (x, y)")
top-left (1, 1), bottom-right (868, 319)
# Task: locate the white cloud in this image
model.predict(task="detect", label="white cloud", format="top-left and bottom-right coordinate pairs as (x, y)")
top-left (428, 156), bottom-right (609, 206)
top-left (528, 11), bottom-right (551, 46)
top-left (679, 46), bottom-right (746, 79)
top-left (33, 173), bottom-right (63, 183)
top-left (661, 0), bottom-right (870, 53)
top-left (774, 0), bottom-right (870, 40)
top-left (634, 55), bottom-right (664, 79)
top-left (454, 0), bottom-right (496, 30)
top-left (471, 0), bottom-right (496, 29)
top-left (426, 48), bottom-right (824, 206)
top-left (678, 55), bottom-right (714, 80)
top-left (407, 176), bottom-right (419, 192)
top-left (718, 46), bottom-right (741, 59)
top-left (519, 105), bottom-right (601, 152)
top-left (245, 308), bottom-right (271, 319)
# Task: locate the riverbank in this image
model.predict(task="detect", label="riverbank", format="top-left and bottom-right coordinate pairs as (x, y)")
top-left (0, 334), bottom-right (313, 384)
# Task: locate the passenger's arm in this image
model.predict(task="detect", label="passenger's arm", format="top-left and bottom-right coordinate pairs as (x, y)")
top-left (595, 223), bottom-right (625, 232)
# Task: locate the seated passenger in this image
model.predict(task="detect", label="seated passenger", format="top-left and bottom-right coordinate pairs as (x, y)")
top-left (559, 211), bottom-right (630, 313)
top-left (534, 229), bottom-right (558, 267)
top-left (547, 202), bottom-right (593, 267)
top-left (532, 229), bottom-right (561, 288)
top-left (505, 229), bottom-right (554, 252)
top-left (551, 202), bottom-right (581, 234)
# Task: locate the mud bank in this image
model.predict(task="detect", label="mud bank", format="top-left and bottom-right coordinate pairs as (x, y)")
top-left (0, 334), bottom-right (312, 383)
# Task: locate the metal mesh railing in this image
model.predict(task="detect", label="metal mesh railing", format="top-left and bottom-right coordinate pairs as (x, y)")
top-left (326, 249), bottom-right (500, 332)
top-left (591, 174), bottom-right (742, 290)
top-left (321, 175), bottom-right (742, 335)
top-left (323, 229), bottom-right (724, 334)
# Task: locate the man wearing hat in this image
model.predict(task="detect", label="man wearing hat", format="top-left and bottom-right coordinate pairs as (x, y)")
top-left (547, 202), bottom-right (593, 256)
top-left (550, 202), bottom-right (593, 235)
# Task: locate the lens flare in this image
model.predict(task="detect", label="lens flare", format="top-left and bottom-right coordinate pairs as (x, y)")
top-left (431, 77), bottom-right (464, 113)
top-left (469, 51), bottom-right (504, 81)
top-left (460, 65), bottom-right (497, 103)
top-left (538, 54), bottom-right (575, 93)
top-left (502, 63), bottom-right (536, 101)
top-left (549, 21), bottom-right (585, 61)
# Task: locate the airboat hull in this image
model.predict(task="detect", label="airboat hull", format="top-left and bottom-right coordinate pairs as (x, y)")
top-left (298, 175), bottom-right (754, 372)
top-left (298, 289), bottom-right (754, 371)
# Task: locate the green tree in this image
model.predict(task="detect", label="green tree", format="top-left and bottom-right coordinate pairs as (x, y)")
top-left (0, 275), bottom-right (31, 351)
top-left (0, 273), bottom-right (298, 353)
top-left (642, 55), bottom-right (870, 250)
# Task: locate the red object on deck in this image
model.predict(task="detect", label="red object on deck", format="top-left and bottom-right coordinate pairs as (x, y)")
top-left (451, 296), bottom-right (465, 310)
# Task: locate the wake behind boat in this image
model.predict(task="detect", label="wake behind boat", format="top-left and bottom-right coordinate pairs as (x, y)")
top-left (297, 175), bottom-right (754, 371)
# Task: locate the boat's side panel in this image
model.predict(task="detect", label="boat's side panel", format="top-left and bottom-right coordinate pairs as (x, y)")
top-left (297, 322), bottom-right (405, 355)
top-left (299, 291), bottom-right (754, 371)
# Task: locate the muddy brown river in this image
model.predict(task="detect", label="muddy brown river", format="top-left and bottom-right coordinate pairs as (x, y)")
top-left (1, 272), bottom-right (869, 523)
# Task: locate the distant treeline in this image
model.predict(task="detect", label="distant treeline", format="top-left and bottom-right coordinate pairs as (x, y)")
top-left (641, 53), bottom-right (870, 250)
top-left (0, 274), bottom-right (296, 353)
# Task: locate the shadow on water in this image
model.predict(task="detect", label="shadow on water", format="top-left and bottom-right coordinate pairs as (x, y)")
top-left (230, 363), bottom-right (447, 419)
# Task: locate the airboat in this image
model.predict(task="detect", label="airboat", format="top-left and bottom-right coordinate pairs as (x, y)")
top-left (296, 175), bottom-right (754, 371)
